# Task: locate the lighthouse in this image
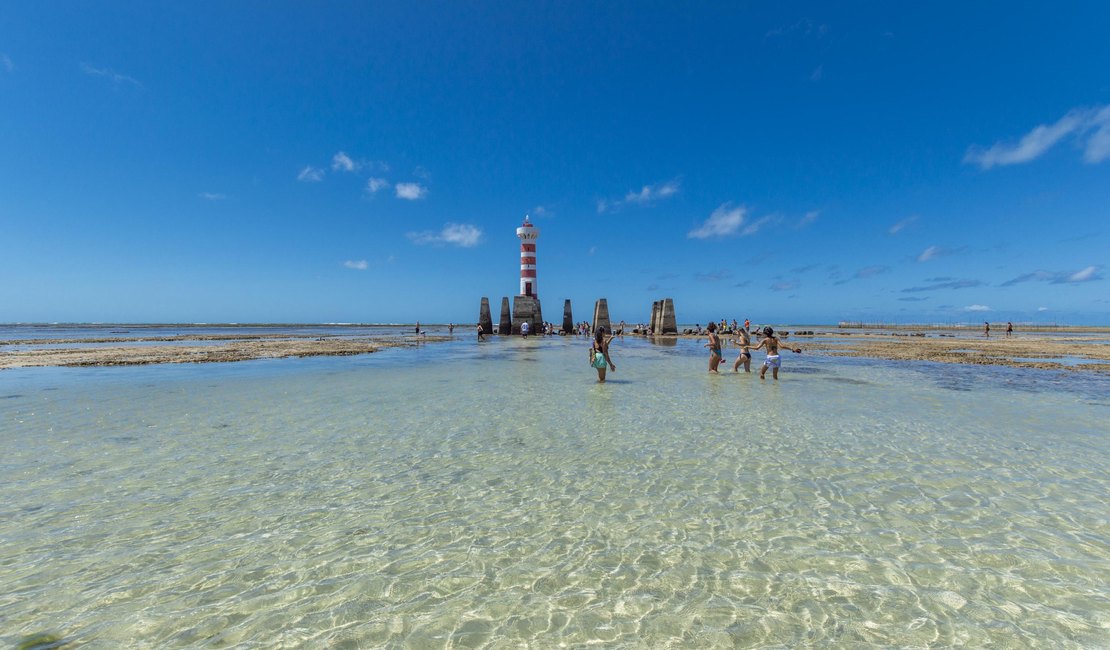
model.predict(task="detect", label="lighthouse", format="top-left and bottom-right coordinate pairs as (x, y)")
top-left (509, 215), bottom-right (543, 335)
top-left (516, 215), bottom-right (539, 297)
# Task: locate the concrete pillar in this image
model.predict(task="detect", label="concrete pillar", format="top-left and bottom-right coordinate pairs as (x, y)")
top-left (650, 300), bottom-right (661, 332)
top-left (561, 299), bottom-right (573, 334)
top-left (660, 298), bottom-right (678, 334)
top-left (479, 297), bottom-right (493, 336)
top-left (499, 297), bottom-right (512, 335)
top-left (592, 298), bottom-right (611, 334)
top-left (511, 296), bottom-right (542, 334)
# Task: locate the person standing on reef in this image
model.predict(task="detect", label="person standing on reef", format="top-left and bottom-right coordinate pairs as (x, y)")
top-left (521, 321), bottom-right (530, 337)
top-left (415, 321), bottom-right (420, 335)
top-left (448, 323), bottom-right (454, 335)
top-left (590, 326), bottom-right (616, 382)
top-left (731, 327), bottom-right (753, 373)
top-left (705, 322), bottom-right (723, 373)
top-left (984, 321), bottom-right (990, 337)
top-left (749, 326), bottom-right (802, 380)
top-left (1006, 321), bottom-right (1013, 337)
top-left (744, 318), bottom-right (750, 331)
top-left (477, 323), bottom-right (485, 341)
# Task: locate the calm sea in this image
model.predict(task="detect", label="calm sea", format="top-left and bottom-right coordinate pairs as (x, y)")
top-left (2, 332), bottom-right (1108, 647)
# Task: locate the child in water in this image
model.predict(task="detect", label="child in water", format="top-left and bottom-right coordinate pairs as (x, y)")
top-left (748, 326), bottom-right (801, 380)
top-left (704, 321), bottom-right (723, 373)
top-left (590, 327), bottom-right (616, 382)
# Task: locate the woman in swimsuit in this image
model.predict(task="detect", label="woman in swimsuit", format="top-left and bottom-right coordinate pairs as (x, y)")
top-left (590, 326), bottom-right (616, 382)
top-left (705, 321), bottom-right (723, 373)
top-left (731, 327), bottom-right (753, 373)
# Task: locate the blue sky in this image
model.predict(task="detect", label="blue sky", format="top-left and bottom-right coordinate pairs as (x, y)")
top-left (1, 2), bottom-right (1108, 325)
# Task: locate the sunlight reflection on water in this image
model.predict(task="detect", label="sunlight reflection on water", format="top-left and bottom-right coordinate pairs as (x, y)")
top-left (2, 336), bottom-right (1108, 647)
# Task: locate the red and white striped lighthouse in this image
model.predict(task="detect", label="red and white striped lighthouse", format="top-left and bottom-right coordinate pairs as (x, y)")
top-left (516, 215), bottom-right (539, 297)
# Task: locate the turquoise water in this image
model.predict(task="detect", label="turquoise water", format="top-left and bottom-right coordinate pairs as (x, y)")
top-left (2, 335), bottom-right (1108, 648)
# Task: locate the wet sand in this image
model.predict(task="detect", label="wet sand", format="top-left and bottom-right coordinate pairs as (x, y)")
top-left (0, 334), bottom-right (448, 369)
top-left (656, 328), bottom-right (1110, 374)
top-left (4, 329), bottom-right (1108, 374)
top-left (740, 332), bottom-right (1110, 374)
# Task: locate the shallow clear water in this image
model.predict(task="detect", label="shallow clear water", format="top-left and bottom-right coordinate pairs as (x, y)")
top-left (2, 336), bottom-right (1108, 648)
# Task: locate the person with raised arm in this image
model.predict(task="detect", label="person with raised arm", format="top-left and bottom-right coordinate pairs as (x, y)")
top-left (589, 326), bottom-right (617, 382)
top-left (748, 326), bottom-right (802, 380)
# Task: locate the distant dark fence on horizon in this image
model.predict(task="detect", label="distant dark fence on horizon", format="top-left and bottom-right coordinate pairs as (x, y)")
top-left (837, 321), bottom-right (1067, 330)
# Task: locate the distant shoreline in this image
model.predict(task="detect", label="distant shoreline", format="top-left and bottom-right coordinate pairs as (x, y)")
top-left (2, 322), bottom-right (1108, 332)
top-left (2, 326), bottom-right (1108, 373)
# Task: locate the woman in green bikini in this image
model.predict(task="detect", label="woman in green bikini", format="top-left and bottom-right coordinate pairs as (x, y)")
top-left (590, 327), bottom-right (616, 382)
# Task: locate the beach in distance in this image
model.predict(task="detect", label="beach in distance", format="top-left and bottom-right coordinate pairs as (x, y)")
top-left (2, 323), bottom-right (1108, 374)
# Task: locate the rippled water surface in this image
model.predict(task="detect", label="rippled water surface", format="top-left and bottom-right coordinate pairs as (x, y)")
top-left (2, 336), bottom-right (1108, 648)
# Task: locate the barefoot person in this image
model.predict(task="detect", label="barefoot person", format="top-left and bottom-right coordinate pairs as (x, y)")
top-left (704, 322), bottom-right (723, 373)
top-left (749, 326), bottom-right (801, 380)
top-left (590, 326), bottom-right (616, 382)
top-left (731, 326), bottom-right (753, 373)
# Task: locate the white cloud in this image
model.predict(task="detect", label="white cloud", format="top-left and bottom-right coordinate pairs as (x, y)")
top-left (688, 204), bottom-right (746, 239)
top-left (1037, 306), bottom-right (1048, 312)
top-left (297, 166), bottom-right (324, 182)
top-left (741, 215), bottom-right (778, 236)
top-left (198, 192), bottom-right (226, 200)
top-left (366, 177), bottom-right (390, 193)
top-left (408, 223), bottom-right (482, 247)
top-left (331, 151), bottom-right (358, 172)
top-left (918, 246), bottom-right (940, 262)
top-left (532, 205), bottom-right (550, 217)
top-left (1067, 265), bottom-right (1099, 282)
top-left (1002, 265), bottom-right (1102, 286)
top-left (395, 182), bottom-right (427, 200)
top-left (964, 304), bottom-right (991, 312)
top-left (80, 62), bottom-right (142, 87)
top-left (343, 260), bottom-right (368, 270)
top-left (964, 104), bottom-right (1110, 169)
top-left (1084, 106), bottom-right (1110, 162)
top-left (889, 215), bottom-right (917, 235)
top-left (625, 179), bottom-right (679, 204)
top-left (797, 210), bottom-right (820, 228)
top-left (1, 53), bottom-right (13, 72)
top-left (599, 179), bottom-right (680, 212)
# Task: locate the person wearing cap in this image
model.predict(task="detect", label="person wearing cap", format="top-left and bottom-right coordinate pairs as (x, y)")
top-left (748, 326), bottom-right (802, 380)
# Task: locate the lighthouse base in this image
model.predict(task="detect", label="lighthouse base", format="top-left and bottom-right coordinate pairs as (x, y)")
top-left (511, 295), bottom-right (544, 335)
